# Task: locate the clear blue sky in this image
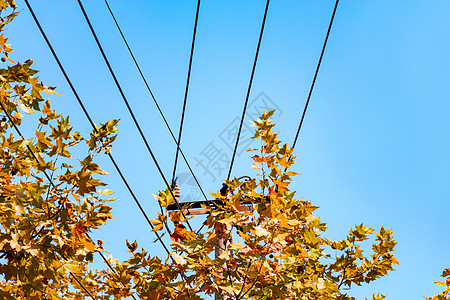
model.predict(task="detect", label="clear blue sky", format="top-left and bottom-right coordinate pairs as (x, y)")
top-left (8, 0), bottom-right (450, 298)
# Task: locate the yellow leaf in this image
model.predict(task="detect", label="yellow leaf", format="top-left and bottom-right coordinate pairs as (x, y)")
top-left (317, 278), bottom-right (325, 290)
top-left (229, 241), bottom-right (244, 251)
top-left (172, 252), bottom-right (186, 265)
top-left (150, 213), bottom-right (166, 232)
top-left (218, 250), bottom-right (230, 260)
top-left (210, 191), bottom-right (225, 199)
top-left (254, 226), bottom-right (270, 237)
top-left (58, 262), bottom-right (80, 274)
top-left (18, 103), bottom-right (35, 114)
top-left (97, 189), bottom-right (113, 195)
top-left (287, 219), bottom-right (302, 227)
top-left (169, 211), bottom-right (182, 223)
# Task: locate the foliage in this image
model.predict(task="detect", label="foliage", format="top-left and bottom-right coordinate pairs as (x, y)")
top-left (105, 109), bottom-right (397, 300)
top-left (0, 1), bottom-right (448, 299)
top-left (424, 268), bottom-right (450, 300)
top-left (0, 1), bottom-right (119, 298)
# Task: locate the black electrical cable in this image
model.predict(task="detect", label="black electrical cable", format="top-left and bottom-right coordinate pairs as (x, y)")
top-left (92, 240), bottom-right (138, 300)
top-left (24, 0), bottom-right (173, 256)
top-left (69, 272), bottom-right (96, 300)
top-left (103, 0), bottom-right (208, 202)
top-left (171, 0), bottom-right (201, 187)
top-left (76, 0), bottom-right (194, 232)
top-left (227, 0), bottom-right (270, 181)
top-left (291, 0), bottom-right (340, 150)
top-left (23, 3), bottom-right (194, 292)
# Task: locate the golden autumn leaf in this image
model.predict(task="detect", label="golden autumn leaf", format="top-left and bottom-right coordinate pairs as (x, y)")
top-left (252, 155), bottom-right (272, 163)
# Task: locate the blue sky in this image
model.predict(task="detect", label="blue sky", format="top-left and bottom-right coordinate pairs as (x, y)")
top-left (8, 0), bottom-right (450, 298)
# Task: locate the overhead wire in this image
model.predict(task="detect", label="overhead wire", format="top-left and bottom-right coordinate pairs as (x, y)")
top-left (69, 272), bottom-right (95, 300)
top-left (226, 0), bottom-right (270, 181)
top-left (69, 272), bottom-right (96, 300)
top-left (171, 0), bottom-right (201, 187)
top-left (75, 0), bottom-right (194, 232)
top-left (14, 0), bottom-right (341, 297)
top-left (22, 1), bottom-right (197, 294)
top-left (291, 0), bottom-right (340, 150)
top-left (24, 0), bottom-right (173, 257)
top-left (103, 0), bottom-right (208, 202)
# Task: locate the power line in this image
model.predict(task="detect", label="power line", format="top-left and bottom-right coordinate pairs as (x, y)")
top-left (291, 0), bottom-right (340, 150)
top-left (171, 0), bottom-right (201, 187)
top-left (24, 0), bottom-right (172, 256)
top-left (227, 0), bottom-right (270, 181)
top-left (89, 236), bottom-right (138, 300)
top-left (76, 0), bottom-right (194, 232)
top-left (24, 0), bottom-right (194, 292)
top-left (23, 3), bottom-right (193, 292)
top-left (69, 272), bottom-right (96, 300)
top-left (103, 0), bottom-right (208, 202)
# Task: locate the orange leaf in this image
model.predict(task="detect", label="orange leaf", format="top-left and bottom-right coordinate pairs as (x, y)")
top-left (170, 225), bottom-right (187, 243)
top-left (72, 222), bottom-right (87, 239)
top-left (252, 155), bottom-right (272, 163)
top-left (269, 186), bottom-right (277, 201)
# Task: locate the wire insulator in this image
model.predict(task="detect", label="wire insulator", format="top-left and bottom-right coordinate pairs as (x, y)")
top-left (173, 185), bottom-right (181, 204)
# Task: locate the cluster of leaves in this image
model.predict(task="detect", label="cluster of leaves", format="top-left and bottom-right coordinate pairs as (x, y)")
top-left (424, 268), bottom-right (450, 300)
top-left (0, 1), bottom-right (119, 298)
top-left (97, 110), bottom-right (399, 300)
